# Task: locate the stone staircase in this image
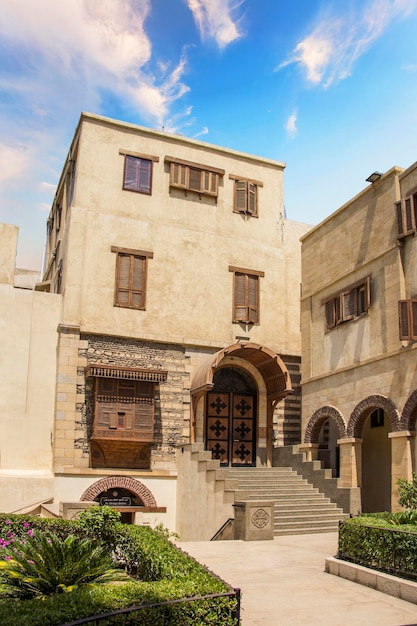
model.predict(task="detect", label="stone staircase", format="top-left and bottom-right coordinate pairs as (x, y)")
top-left (225, 467), bottom-right (348, 536)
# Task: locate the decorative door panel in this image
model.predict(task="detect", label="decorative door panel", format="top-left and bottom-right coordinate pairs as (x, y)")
top-left (232, 394), bottom-right (254, 465)
top-left (206, 391), bottom-right (255, 466)
top-left (206, 393), bottom-right (230, 464)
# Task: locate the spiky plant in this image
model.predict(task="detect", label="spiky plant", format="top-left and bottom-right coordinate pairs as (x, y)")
top-left (0, 532), bottom-right (129, 599)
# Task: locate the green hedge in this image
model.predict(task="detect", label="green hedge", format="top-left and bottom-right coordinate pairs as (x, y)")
top-left (338, 514), bottom-right (417, 580)
top-left (0, 514), bottom-right (239, 625)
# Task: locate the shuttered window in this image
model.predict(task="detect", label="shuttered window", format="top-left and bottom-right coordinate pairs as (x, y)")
top-left (234, 181), bottom-right (258, 216)
top-left (96, 378), bottom-right (155, 441)
top-left (123, 155), bottom-right (153, 194)
top-left (230, 266), bottom-right (264, 324)
top-left (165, 157), bottom-right (224, 198)
top-left (112, 246), bottom-right (153, 310)
top-left (324, 276), bottom-right (371, 331)
top-left (396, 193), bottom-right (417, 238)
top-left (399, 300), bottom-right (417, 341)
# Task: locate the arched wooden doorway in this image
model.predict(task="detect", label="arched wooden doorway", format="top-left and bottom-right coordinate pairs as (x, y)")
top-left (206, 367), bottom-right (257, 467)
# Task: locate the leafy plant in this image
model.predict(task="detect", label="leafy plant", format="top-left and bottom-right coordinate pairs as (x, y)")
top-left (387, 509), bottom-right (417, 526)
top-left (397, 473), bottom-right (417, 510)
top-left (76, 505), bottom-right (121, 548)
top-left (0, 531), bottom-right (128, 599)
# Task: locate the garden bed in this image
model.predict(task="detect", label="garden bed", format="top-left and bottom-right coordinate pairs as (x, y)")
top-left (0, 512), bottom-right (240, 625)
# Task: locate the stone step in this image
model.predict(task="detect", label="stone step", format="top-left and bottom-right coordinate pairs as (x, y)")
top-left (231, 487), bottom-right (316, 496)
top-left (223, 465), bottom-right (346, 536)
top-left (274, 517), bottom-right (344, 530)
top-left (274, 502), bottom-right (338, 511)
top-left (273, 525), bottom-right (340, 536)
top-left (274, 512), bottom-right (345, 523)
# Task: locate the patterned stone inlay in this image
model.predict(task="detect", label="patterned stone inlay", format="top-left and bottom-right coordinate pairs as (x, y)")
top-left (251, 508), bottom-right (270, 529)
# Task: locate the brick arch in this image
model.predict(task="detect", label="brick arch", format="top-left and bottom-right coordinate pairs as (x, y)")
top-left (400, 389), bottom-right (417, 431)
top-left (347, 394), bottom-right (400, 438)
top-left (304, 406), bottom-right (347, 443)
top-left (80, 477), bottom-right (157, 507)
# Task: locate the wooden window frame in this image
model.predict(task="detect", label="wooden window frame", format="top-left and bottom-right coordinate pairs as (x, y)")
top-left (229, 175), bottom-right (263, 217)
top-left (111, 246), bottom-right (153, 310)
top-left (229, 266), bottom-right (264, 324)
top-left (121, 151), bottom-right (159, 195)
top-left (399, 299), bottom-right (417, 340)
top-left (396, 192), bottom-right (417, 238)
top-left (323, 276), bottom-right (371, 332)
top-left (95, 377), bottom-right (155, 442)
top-left (165, 156), bottom-right (224, 198)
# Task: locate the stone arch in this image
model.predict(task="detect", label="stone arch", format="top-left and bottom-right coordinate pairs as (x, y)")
top-left (304, 406), bottom-right (347, 444)
top-left (347, 394), bottom-right (400, 438)
top-left (400, 389), bottom-right (417, 431)
top-left (80, 477), bottom-right (157, 507)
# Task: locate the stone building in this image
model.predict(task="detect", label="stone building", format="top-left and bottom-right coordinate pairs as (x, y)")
top-left (0, 113), bottom-right (309, 534)
top-left (300, 163), bottom-right (417, 514)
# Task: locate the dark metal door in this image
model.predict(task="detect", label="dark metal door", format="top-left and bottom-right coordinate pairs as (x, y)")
top-left (206, 391), bottom-right (256, 466)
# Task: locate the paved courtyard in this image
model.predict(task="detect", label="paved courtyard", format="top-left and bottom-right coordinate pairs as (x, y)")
top-left (179, 532), bottom-right (417, 625)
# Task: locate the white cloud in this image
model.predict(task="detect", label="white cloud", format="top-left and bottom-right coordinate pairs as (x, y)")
top-left (0, 0), bottom-right (190, 125)
top-left (0, 144), bottom-right (30, 184)
top-left (285, 112), bottom-right (298, 139)
top-left (186, 0), bottom-right (244, 48)
top-left (193, 126), bottom-right (209, 139)
top-left (278, 0), bottom-right (417, 87)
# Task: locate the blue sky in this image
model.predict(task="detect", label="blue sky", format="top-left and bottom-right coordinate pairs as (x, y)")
top-left (1, 0), bottom-right (417, 270)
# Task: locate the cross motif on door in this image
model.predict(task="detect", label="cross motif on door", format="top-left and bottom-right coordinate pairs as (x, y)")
top-left (209, 419), bottom-right (227, 438)
top-left (235, 421), bottom-right (251, 439)
top-left (210, 396), bottom-right (227, 414)
top-left (235, 398), bottom-right (251, 416)
top-left (234, 443), bottom-right (251, 462)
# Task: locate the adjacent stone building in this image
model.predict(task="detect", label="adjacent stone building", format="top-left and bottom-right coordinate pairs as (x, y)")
top-left (300, 164), bottom-right (417, 513)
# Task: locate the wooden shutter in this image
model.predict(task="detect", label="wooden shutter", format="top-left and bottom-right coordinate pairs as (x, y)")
top-left (188, 167), bottom-right (202, 191)
top-left (116, 254), bottom-right (131, 305)
top-left (405, 197), bottom-right (414, 232)
top-left (412, 301), bottom-right (417, 339)
top-left (399, 300), bottom-right (411, 340)
top-left (132, 256), bottom-right (145, 308)
top-left (234, 273), bottom-right (247, 321)
top-left (341, 289), bottom-right (355, 320)
top-left (171, 163), bottom-right (187, 188)
top-left (248, 183), bottom-right (257, 215)
top-left (395, 202), bottom-right (404, 237)
top-left (201, 171), bottom-right (218, 195)
top-left (235, 181), bottom-right (247, 212)
top-left (134, 401), bottom-right (154, 441)
top-left (325, 299), bottom-right (336, 329)
top-left (247, 274), bottom-right (258, 323)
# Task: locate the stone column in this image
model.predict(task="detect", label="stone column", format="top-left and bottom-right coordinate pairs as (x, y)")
top-left (388, 430), bottom-right (415, 512)
top-left (338, 438), bottom-right (362, 488)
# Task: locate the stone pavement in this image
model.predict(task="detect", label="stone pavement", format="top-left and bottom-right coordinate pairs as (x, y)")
top-left (179, 532), bottom-right (417, 625)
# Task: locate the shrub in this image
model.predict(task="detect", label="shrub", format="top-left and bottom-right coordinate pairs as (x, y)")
top-left (0, 532), bottom-right (128, 599)
top-left (338, 515), bottom-right (417, 579)
top-left (397, 473), bottom-right (417, 510)
top-left (76, 505), bottom-right (121, 549)
top-left (0, 515), bottom-right (239, 625)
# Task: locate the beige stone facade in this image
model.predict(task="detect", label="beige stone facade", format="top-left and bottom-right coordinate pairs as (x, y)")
top-left (0, 113), bottom-right (309, 535)
top-left (300, 163), bottom-right (417, 513)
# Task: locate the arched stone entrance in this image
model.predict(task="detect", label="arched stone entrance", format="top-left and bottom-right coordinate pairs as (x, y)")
top-left (303, 406), bottom-right (347, 477)
top-left (190, 342), bottom-right (293, 467)
top-left (81, 477), bottom-right (158, 522)
top-left (347, 395), bottom-right (400, 513)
